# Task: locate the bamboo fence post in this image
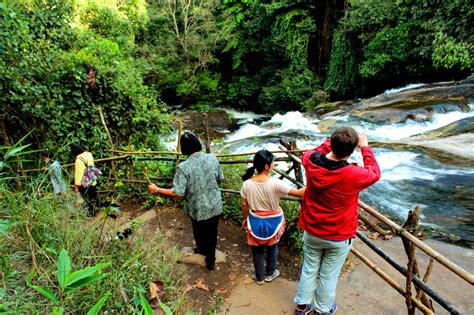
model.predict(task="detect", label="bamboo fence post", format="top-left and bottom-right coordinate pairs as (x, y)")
top-left (289, 139), bottom-right (304, 184)
top-left (128, 138), bottom-right (134, 187)
top-left (97, 106), bottom-right (118, 181)
top-left (402, 207), bottom-right (433, 313)
top-left (278, 145), bottom-right (302, 164)
top-left (358, 199), bottom-right (474, 285)
top-left (350, 247), bottom-right (434, 315)
top-left (273, 168), bottom-right (304, 188)
top-left (175, 120), bottom-right (183, 170)
top-left (203, 113), bottom-right (211, 153)
top-left (355, 231), bottom-right (460, 313)
top-left (416, 258), bottom-right (435, 301)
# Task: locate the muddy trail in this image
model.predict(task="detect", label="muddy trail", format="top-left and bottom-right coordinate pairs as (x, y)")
top-left (112, 204), bottom-right (474, 315)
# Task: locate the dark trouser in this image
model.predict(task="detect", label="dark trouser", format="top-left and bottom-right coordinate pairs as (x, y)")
top-left (191, 215), bottom-right (220, 268)
top-left (252, 243), bottom-right (278, 281)
top-left (79, 185), bottom-right (98, 216)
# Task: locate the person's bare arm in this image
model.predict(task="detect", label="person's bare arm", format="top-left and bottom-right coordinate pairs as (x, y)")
top-left (288, 187), bottom-right (305, 198)
top-left (148, 183), bottom-right (182, 198)
top-left (241, 198), bottom-right (249, 229)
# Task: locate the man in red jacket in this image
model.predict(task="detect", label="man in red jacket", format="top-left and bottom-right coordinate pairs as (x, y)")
top-left (294, 127), bottom-right (381, 315)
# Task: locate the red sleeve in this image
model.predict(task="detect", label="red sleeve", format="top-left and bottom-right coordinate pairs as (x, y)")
top-left (302, 139), bottom-right (331, 166)
top-left (353, 146), bottom-right (381, 190)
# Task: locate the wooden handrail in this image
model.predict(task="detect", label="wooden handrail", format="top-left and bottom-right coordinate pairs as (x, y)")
top-left (358, 199), bottom-right (474, 285)
top-left (351, 247), bottom-right (435, 315)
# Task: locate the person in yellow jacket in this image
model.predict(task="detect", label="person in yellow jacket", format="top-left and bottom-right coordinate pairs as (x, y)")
top-left (72, 143), bottom-right (98, 216)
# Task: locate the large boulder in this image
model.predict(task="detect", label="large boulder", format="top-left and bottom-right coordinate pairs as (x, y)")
top-left (352, 79), bottom-right (473, 123)
top-left (173, 110), bottom-right (239, 138)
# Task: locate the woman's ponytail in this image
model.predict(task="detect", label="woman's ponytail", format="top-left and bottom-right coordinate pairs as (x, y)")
top-left (241, 150), bottom-right (274, 181)
top-left (242, 166), bottom-right (256, 181)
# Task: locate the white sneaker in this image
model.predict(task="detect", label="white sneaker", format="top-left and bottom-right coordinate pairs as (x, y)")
top-left (265, 269), bottom-right (280, 282)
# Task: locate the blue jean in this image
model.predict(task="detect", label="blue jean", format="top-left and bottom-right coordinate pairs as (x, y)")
top-left (252, 244), bottom-right (278, 281)
top-left (294, 232), bottom-right (352, 313)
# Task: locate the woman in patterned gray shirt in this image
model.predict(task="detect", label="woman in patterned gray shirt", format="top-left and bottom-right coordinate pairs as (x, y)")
top-left (149, 132), bottom-right (224, 270)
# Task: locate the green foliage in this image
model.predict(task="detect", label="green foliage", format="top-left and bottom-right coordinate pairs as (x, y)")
top-left (432, 32), bottom-right (474, 71)
top-left (359, 23), bottom-right (414, 78)
top-left (259, 68), bottom-right (319, 113)
top-left (324, 28), bottom-right (358, 98)
top-left (1, 0), bottom-right (170, 161)
top-left (141, 0), bottom-right (231, 107)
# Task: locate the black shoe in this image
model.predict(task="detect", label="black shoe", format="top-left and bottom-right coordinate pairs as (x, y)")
top-left (193, 247), bottom-right (202, 254)
top-left (206, 264), bottom-right (215, 271)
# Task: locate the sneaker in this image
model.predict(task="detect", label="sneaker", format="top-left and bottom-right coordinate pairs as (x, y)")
top-left (251, 272), bottom-right (265, 285)
top-left (314, 303), bottom-right (337, 315)
top-left (265, 269), bottom-right (280, 282)
top-left (295, 304), bottom-right (313, 315)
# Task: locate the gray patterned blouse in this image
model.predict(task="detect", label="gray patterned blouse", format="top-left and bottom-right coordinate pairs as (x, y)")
top-left (172, 152), bottom-right (224, 221)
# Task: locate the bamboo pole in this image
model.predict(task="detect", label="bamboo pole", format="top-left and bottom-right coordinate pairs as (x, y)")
top-left (350, 247), bottom-right (435, 315)
top-left (355, 231), bottom-right (460, 313)
top-left (416, 258), bottom-right (435, 301)
top-left (120, 178), bottom-right (173, 184)
top-left (273, 168), bottom-right (304, 188)
top-left (358, 199), bottom-right (474, 285)
top-left (203, 113), bottom-right (211, 153)
top-left (105, 149), bottom-right (180, 155)
top-left (358, 213), bottom-right (389, 237)
top-left (278, 145), bottom-right (302, 164)
top-left (219, 157), bottom-right (292, 164)
top-left (97, 107), bottom-right (118, 181)
top-left (220, 188), bottom-right (302, 202)
top-left (105, 148), bottom-right (307, 157)
top-left (19, 155), bottom-right (130, 172)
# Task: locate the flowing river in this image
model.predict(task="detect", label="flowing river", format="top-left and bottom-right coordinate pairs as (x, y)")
top-left (217, 99), bottom-right (474, 249)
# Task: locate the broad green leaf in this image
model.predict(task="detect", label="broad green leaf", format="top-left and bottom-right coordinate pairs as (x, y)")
top-left (31, 285), bottom-right (58, 304)
top-left (26, 271), bottom-right (34, 286)
top-left (139, 295), bottom-right (154, 315)
top-left (51, 306), bottom-right (64, 315)
top-left (87, 292), bottom-right (111, 315)
top-left (57, 249), bottom-right (71, 288)
top-left (64, 274), bottom-right (104, 294)
top-left (64, 262), bottom-right (110, 288)
top-left (159, 300), bottom-right (173, 315)
top-left (5, 144), bottom-right (31, 159)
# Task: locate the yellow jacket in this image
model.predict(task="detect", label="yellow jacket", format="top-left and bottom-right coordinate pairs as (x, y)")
top-left (74, 151), bottom-right (96, 186)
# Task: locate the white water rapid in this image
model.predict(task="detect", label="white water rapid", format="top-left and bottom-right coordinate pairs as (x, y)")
top-left (219, 104), bottom-right (474, 248)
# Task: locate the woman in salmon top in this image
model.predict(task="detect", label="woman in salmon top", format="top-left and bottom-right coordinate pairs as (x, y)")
top-left (240, 150), bottom-right (305, 284)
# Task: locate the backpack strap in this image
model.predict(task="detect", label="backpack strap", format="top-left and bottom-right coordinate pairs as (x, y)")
top-left (79, 156), bottom-right (90, 168)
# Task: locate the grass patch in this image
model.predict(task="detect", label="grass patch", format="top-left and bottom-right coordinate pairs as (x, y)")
top-left (0, 179), bottom-right (188, 313)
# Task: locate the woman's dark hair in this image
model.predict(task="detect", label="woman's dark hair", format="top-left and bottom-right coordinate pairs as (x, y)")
top-left (242, 150), bottom-right (274, 181)
top-left (71, 143), bottom-right (85, 157)
top-left (330, 127), bottom-right (359, 158)
top-left (40, 149), bottom-right (51, 158)
top-left (180, 132), bottom-right (202, 156)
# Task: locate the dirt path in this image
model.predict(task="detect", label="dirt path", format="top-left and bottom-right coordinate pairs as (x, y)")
top-left (117, 205), bottom-right (474, 314)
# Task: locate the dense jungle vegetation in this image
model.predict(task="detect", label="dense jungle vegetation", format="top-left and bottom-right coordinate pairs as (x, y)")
top-left (1, 0), bottom-right (472, 151)
top-left (0, 0), bottom-right (472, 312)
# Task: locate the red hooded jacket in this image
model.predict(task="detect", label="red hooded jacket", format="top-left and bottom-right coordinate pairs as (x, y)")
top-left (298, 139), bottom-right (381, 241)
